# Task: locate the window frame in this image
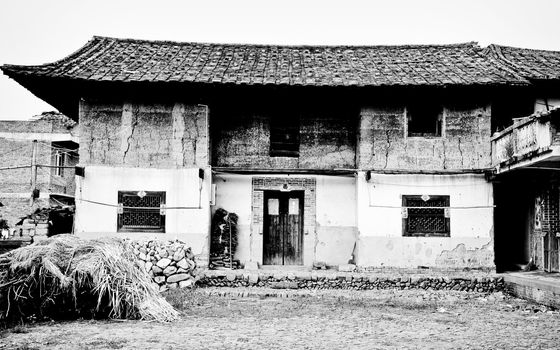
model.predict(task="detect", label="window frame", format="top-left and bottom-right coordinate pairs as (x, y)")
top-left (117, 191), bottom-right (166, 233)
top-left (406, 103), bottom-right (444, 138)
top-left (402, 194), bottom-right (450, 237)
top-left (54, 149), bottom-right (65, 177)
top-left (269, 115), bottom-right (300, 157)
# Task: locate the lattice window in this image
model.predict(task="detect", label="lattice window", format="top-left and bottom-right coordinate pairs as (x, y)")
top-left (402, 195), bottom-right (450, 237)
top-left (117, 191), bottom-right (166, 233)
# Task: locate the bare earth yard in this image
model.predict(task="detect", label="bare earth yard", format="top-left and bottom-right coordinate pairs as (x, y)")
top-left (1, 288), bottom-right (559, 350)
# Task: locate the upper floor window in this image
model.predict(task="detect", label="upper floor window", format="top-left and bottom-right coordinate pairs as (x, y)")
top-left (270, 116), bottom-right (300, 157)
top-left (407, 103), bottom-right (443, 137)
top-left (54, 150), bottom-right (64, 177)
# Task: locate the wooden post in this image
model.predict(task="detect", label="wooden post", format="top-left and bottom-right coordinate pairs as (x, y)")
top-left (30, 140), bottom-right (38, 204)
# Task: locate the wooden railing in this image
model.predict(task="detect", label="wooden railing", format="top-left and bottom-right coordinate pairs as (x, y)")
top-left (491, 116), bottom-right (553, 166)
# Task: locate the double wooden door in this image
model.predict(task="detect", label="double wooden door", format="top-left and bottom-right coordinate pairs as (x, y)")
top-left (263, 191), bottom-right (304, 265)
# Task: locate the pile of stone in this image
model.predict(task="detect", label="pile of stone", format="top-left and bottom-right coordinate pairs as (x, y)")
top-left (198, 272), bottom-right (505, 293)
top-left (131, 240), bottom-right (198, 291)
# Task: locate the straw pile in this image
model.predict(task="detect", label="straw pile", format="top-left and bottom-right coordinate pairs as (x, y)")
top-left (0, 235), bottom-right (178, 325)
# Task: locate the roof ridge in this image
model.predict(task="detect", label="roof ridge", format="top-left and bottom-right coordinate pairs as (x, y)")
top-left (489, 44), bottom-right (560, 54)
top-left (478, 44), bottom-right (529, 83)
top-left (93, 35), bottom-right (479, 50)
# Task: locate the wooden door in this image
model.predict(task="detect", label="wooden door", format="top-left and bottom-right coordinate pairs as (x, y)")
top-left (263, 191), bottom-right (304, 265)
top-left (544, 232), bottom-right (559, 272)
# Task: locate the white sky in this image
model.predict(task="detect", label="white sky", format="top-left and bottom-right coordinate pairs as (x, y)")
top-left (1, 0), bottom-right (560, 120)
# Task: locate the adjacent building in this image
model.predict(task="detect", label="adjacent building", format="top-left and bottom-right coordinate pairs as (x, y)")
top-left (0, 112), bottom-right (79, 226)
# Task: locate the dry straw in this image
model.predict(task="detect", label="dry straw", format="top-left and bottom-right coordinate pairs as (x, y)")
top-left (0, 235), bottom-right (178, 324)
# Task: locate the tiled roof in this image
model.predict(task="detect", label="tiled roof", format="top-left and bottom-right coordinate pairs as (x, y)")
top-left (484, 45), bottom-right (560, 80)
top-left (33, 111), bottom-right (76, 128)
top-left (1, 36), bottom-right (528, 87)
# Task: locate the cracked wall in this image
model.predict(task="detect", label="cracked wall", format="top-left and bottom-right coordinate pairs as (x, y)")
top-left (79, 101), bottom-right (208, 168)
top-left (356, 172), bottom-right (494, 269)
top-left (358, 104), bottom-right (491, 170)
top-left (212, 109), bottom-right (355, 169)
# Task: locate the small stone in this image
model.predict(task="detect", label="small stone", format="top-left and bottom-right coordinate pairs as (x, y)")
top-left (152, 266), bottom-right (163, 274)
top-left (177, 258), bottom-right (190, 270)
top-left (226, 274), bottom-right (236, 282)
top-left (173, 249), bottom-right (185, 262)
top-left (139, 253), bottom-right (148, 261)
top-left (156, 258), bottom-right (172, 269)
top-left (159, 249), bottom-right (169, 258)
top-left (139, 247), bottom-right (147, 254)
top-left (249, 274), bottom-right (259, 284)
top-left (145, 261), bottom-right (153, 271)
top-left (154, 276), bottom-right (166, 284)
top-left (163, 266), bottom-right (177, 276)
top-left (167, 274), bottom-right (191, 283)
top-left (167, 282), bottom-right (179, 289)
top-left (185, 248), bottom-right (195, 260)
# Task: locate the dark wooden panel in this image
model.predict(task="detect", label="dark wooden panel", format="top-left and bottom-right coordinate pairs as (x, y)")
top-left (263, 191), bottom-right (304, 265)
top-left (264, 214), bottom-right (283, 265)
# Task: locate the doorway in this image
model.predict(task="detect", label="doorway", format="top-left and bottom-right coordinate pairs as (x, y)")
top-left (263, 190), bottom-right (304, 265)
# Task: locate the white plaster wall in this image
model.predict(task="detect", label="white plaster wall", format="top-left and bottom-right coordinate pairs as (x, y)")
top-left (315, 176), bottom-right (357, 265)
top-left (535, 97), bottom-right (560, 112)
top-left (75, 165), bottom-right (211, 257)
top-left (213, 174), bottom-right (357, 267)
top-left (356, 172), bottom-right (494, 268)
top-left (212, 173), bottom-right (253, 264)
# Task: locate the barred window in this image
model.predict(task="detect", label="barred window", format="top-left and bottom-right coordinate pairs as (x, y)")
top-left (402, 195), bottom-right (450, 237)
top-left (117, 191), bottom-right (166, 233)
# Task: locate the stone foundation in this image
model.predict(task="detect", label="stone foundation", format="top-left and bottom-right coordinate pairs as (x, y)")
top-left (199, 270), bottom-right (505, 293)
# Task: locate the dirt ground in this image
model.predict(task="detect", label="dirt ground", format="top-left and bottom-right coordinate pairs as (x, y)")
top-left (1, 288), bottom-right (559, 350)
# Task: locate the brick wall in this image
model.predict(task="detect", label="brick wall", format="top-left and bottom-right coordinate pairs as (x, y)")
top-left (0, 117), bottom-right (78, 226)
top-left (358, 104), bottom-right (491, 170)
top-left (0, 139), bottom-right (54, 226)
top-left (79, 101), bottom-right (208, 168)
top-left (212, 108), bottom-right (355, 169)
top-left (251, 177), bottom-right (316, 236)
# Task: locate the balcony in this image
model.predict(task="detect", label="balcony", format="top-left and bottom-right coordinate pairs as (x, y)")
top-left (492, 107), bottom-right (560, 173)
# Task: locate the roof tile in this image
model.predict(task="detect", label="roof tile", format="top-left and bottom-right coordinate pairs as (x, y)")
top-left (1, 36), bottom-right (532, 87)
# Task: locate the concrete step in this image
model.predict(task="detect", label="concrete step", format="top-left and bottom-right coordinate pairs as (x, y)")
top-left (504, 271), bottom-right (560, 309)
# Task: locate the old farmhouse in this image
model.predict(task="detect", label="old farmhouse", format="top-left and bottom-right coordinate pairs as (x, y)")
top-left (2, 36), bottom-right (559, 271)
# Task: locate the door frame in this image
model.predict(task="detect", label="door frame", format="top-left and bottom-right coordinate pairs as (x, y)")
top-left (251, 177), bottom-right (316, 267)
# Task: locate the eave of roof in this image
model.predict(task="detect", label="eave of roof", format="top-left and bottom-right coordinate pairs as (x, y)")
top-left (1, 36), bottom-right (530, 88)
